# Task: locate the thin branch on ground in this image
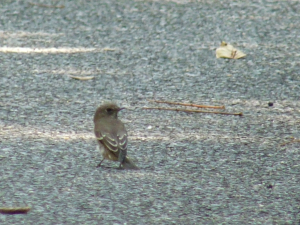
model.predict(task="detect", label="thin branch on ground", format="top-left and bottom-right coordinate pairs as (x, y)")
top-left (280, 137), bottom-right (300, 146)
top-left (29, 2), bottom-right (65, 8)
top-left (148, 99), bottom-right (225, 109)
top-left (143, 107), bottom-right (243, 116)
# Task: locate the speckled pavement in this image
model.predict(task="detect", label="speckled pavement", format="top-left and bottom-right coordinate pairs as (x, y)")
top-left (0, 0), bottom-right (300, 224)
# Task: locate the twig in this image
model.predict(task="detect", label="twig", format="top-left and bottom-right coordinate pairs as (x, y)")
top-left (143, 107), bottom-right (242, 116)
top-left (148, 100), bottom-right (225, 109)
top-left (68, 75), bottom-right (95, 80)
top-left (102, 48), bottom-right (118, 52)
top-left (29, 2), bottom-right (65, 8)
top-left (280, 137), bottom-right (300, 146)
top-left (0, 207), bottom-right (31, 214)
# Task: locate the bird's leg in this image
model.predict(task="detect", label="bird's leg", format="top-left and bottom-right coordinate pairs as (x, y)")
top-left (97, 158), bottom-right (105, 167)
top-left (117, 162), bottom-right (124, 170)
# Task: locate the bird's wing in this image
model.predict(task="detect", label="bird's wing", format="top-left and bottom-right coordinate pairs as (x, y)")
top-left (117, 130), bottom-right (128, 151)
top-left (95, 127), bottom-right (128, 153)
top-left (95, 131), bottom-right (118, 152)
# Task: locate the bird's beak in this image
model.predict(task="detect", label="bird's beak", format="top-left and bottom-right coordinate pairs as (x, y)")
top-left (118, 107), bottom-right (125, 111)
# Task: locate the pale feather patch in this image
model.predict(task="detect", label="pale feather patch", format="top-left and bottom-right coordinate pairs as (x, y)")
top-left (117, 133), bottom-right (127, 150)
top-left (105, 135), bottom-right (118, 147)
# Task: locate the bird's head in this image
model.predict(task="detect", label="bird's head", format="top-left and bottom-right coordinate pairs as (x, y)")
top-left (94, 103), bottom-right (124, 122)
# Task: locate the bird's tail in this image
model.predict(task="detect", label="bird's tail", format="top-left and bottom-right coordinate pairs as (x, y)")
top-left (122, 157), bottom-right (139, 170)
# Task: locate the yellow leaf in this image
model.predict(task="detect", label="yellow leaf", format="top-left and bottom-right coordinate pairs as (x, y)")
top-left (216, 41), bottom-right (246, 59)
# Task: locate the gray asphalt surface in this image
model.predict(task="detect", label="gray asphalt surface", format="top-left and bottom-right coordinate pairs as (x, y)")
top-left (0, 0), bottom-right (300, 224)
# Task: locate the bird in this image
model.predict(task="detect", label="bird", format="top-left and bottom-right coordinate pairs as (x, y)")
top-left (93, 103), bottom-right (139, 169)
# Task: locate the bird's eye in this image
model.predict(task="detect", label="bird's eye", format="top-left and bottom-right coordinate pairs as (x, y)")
top-left (106, 108), bottom-right (113, 113)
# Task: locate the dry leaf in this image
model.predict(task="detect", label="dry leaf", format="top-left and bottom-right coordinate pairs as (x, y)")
top-left (0, 207), bottom-right (31, 214)
top-left (68, 75), bottom-right (94, 80)
top-left (216, 41), bottom-right (246, 59)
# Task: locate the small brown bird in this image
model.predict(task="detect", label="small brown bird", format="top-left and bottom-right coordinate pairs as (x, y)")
top-left (93, 103), bottom-right (139, 169)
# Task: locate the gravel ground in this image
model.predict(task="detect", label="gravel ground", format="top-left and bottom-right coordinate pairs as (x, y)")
top-left (0, 0), bottom-right (300, 224)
